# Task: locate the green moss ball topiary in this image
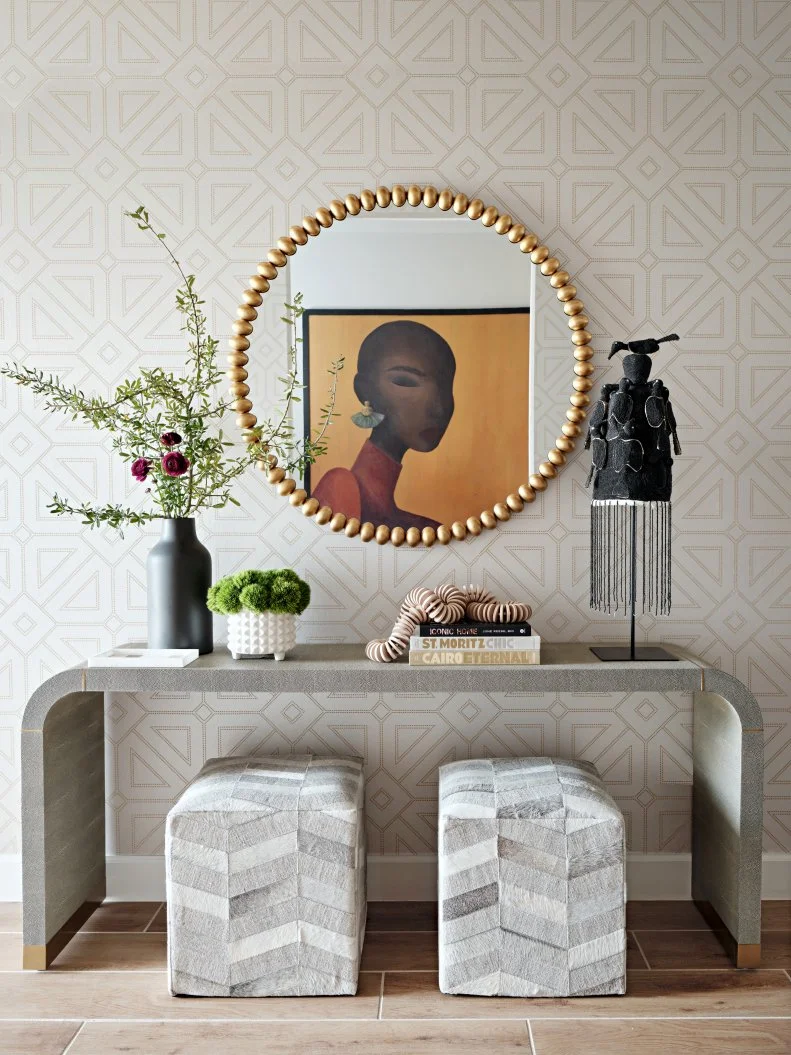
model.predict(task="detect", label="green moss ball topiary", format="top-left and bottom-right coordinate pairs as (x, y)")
top-left (207, 578), bottom-right (244, 615)
top-left (207, 568), bottom-right (310, 616)
top-left (234, 569), bottom-right (262, 588)
top-left (267, 569), bottom-right (311, 615)
top-left (238, 582), bottom-right (271, 613)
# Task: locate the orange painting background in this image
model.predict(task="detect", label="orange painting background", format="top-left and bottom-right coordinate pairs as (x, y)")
top-left (305, 311), bottom-right (530, 528)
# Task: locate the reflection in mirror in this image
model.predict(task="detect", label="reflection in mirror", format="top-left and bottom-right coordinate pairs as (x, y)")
top-left (232, 189), bottom-right (592, 546)
top-left (286, 211), bottom-right (567, 534)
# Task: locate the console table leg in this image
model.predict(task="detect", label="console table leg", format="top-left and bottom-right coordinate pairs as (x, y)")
top-left (692, 683), bottom-right (763, 968)
top-left (21, 691), bottom-right (106, 969)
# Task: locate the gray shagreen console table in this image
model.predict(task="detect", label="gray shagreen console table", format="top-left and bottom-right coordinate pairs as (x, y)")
top-left (20, 643), bottom-right (764, 970)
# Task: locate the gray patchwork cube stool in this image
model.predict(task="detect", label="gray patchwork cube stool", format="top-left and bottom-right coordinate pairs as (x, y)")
top-left (438, 757), bottom-right (626, 997)
top-left (166, 754), bottom-right (366, 996)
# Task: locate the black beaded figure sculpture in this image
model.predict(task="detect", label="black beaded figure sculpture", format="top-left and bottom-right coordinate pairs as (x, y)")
top-left (586, 333), bottom-right (681, 662)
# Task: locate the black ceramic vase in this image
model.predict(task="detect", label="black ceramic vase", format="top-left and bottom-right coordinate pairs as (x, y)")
top-left (147, 518), bottom-right (213, 654)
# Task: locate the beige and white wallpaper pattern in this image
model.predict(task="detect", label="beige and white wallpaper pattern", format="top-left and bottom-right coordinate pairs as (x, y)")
top-left (1, 0), bottom-right (790, 859)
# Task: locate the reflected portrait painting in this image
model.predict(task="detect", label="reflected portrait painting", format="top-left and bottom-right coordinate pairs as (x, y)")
top-left (303, 309), bottom-right (530, 530)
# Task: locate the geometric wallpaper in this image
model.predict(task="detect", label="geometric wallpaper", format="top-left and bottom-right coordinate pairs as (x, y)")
top-left (1, 0), bottom-right (790, 859)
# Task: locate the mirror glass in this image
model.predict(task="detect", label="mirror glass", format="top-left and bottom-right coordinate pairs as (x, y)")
top-left (284, 210), bottom-right (572, 535)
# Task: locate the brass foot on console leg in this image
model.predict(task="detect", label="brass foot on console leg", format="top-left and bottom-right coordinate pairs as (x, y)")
top-left (22, 899), bottom-right (103, 970)
top-left (22, 945), bottom-right (47, 970)
top-left (735, 943), bottom-right (762, 969)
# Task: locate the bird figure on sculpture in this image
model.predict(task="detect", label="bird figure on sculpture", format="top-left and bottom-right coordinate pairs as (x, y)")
top-left (608, 333), bottom-right (679, 358)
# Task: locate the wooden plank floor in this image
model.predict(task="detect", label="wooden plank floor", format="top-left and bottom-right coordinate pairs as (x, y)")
top-left (0, 901), bottom-right (788, 1054)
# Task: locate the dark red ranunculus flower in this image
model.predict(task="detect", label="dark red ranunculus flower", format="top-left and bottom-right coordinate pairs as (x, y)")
top-left (131, 457), bottom-right (151, 482)
top-left (161, 451), bottom-right (190, 477)
top-left (159, 431), bottom-right (182, 447)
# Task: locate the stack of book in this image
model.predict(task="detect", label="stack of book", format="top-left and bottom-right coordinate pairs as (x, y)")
top-left (409, 619), bottom-right (540, 665)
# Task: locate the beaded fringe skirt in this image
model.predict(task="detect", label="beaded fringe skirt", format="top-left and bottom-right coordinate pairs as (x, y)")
top-left (590, 499), bottom-right (671, 616)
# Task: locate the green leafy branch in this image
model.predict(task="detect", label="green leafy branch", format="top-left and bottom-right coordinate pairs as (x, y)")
top-left (48, 497), bottom-right (159, 531)
top-left (250, 297), bottom-right (344, 476)
top-left (1, 206), bottom-right (343, 529)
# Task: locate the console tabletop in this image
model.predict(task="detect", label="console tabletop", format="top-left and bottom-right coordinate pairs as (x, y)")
top-left (25, 643), bottom-right (710, 716)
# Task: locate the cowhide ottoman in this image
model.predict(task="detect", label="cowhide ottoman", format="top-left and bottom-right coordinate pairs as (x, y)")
top-left (438, 757), bottom-right (626, 997)
top-left (166, 754), bottom-right (366, 996)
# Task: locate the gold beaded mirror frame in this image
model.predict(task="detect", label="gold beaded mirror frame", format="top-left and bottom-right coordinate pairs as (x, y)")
top-left (230, 184), bottom-right (593, 548)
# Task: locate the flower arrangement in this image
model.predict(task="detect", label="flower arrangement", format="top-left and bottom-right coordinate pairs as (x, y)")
top-left (207, 569), bottom-right (311, 617)
top-left (1, 206), bottom-right (343, 531)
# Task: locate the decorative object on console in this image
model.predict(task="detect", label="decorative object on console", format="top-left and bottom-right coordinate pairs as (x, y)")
top-left (586, 333), bottom-right (681, 662)
top-left (231, 184), bottom-right (594, 546)
top-left (148, 518), bottom-right (213, 654)
top-left (418, 619), bottom-right (533, 637)
top-left (86, 647), bottom-right (198, 667)
top-left (1, 207), bottom-right (340, 656)
top-left (410, 618), bottom-right (540, 666)
top-left (410, 647), bottom-right (541, 666)
top-left (207, 568), bottom-right (310, 660)
top-left (366, 584), bottom-right (533, 663)
top-left (411, 633), bottom-right (540, 653)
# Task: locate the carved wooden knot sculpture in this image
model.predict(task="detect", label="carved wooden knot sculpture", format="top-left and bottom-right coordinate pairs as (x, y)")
top-left (365, 584), bottom-right (533, 663)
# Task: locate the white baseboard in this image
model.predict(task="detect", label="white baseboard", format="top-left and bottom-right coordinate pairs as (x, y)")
top-left (2, 852), bottom-right (789, 903)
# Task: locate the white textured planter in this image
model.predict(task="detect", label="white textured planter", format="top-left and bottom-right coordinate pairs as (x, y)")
top-left (227, 611), bottom-right (296, 661)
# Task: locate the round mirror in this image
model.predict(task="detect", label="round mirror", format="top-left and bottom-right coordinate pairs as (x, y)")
top-left (229, 185), bottom-right (593, 547)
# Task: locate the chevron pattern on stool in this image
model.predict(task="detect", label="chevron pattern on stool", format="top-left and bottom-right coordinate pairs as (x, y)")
top-left (438, 757), bottom-right (626, 998)
top-left (166, 754), bottom-right (366, 996)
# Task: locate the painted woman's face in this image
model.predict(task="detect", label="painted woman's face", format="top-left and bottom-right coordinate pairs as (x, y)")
top-left (361, 338), bottom-right (455, 456)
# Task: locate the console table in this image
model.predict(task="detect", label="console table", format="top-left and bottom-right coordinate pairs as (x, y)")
top-left (20, 643), bottom-right (763, 969)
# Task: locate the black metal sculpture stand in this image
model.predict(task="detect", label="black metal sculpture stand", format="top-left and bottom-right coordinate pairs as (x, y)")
top-left (591, 504), bottom-right (677, 662)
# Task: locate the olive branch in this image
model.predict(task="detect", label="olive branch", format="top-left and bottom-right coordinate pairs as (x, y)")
top-left (1, 206), bottom-right (343, 530)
